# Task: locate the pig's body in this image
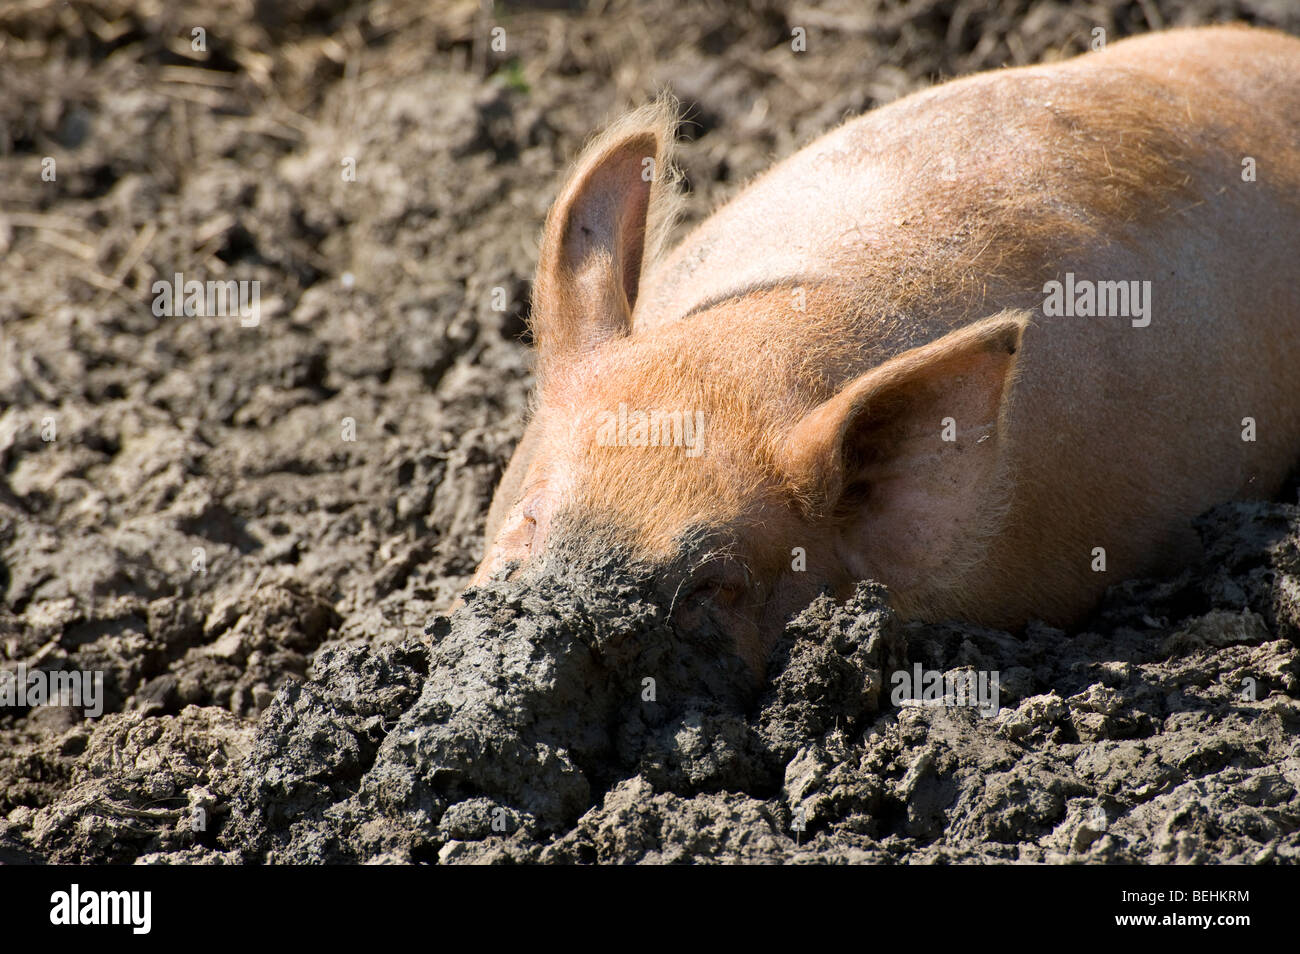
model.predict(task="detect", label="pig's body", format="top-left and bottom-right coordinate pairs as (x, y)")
top-left (475, 26), bottom-right (1300, 670)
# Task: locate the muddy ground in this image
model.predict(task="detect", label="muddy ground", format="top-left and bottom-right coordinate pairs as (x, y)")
top-left (1, 0), bottom-right (1299, 865)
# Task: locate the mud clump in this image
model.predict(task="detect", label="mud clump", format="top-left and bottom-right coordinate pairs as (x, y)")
top-left (204, 564), bottom-right (906, 863)
top-left (5, 706), bottom-right (252, 865)
top-left (219, 556), bottom-right (785, 862)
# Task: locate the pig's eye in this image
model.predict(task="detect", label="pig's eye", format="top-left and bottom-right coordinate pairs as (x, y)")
top-left (694, 557), bottom-right (750, 599)
top-left (671, 564), bottom-right (749, 631)
top-left (682, 580), bottom-right (741, 609)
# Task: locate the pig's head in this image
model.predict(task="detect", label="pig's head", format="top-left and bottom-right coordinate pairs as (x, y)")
top-left (470, 102), bottom-right (1028, 677)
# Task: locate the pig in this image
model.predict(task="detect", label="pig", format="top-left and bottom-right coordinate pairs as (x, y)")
top-left (468, 25), bottom-right (1300, 676)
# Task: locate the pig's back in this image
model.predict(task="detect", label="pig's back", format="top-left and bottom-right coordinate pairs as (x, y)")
top-left (635, 25), bottom-right (1300, 348)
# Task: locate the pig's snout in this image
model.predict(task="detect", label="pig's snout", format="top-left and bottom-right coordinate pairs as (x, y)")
top-left (470, 489), bottom-right (559, 588)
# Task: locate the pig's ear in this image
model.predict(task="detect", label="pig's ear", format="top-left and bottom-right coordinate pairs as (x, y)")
top-left (780, 310), bottom-right (1030, 588)
top-left (531, 100), bottom-right (678, 375)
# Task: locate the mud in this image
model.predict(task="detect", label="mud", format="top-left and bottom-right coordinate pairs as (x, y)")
top-left (2, 0), bottom-right (1299, 865)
